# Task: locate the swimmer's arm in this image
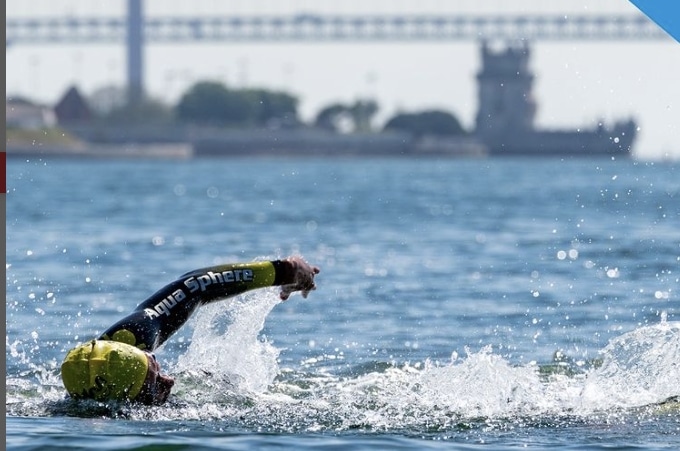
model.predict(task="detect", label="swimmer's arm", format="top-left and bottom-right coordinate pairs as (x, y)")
top-left (99, 257), bottom-right (319, 351)
top-left (180, 257), bottom-right (319, 302)
top-left (97, 263), bottom-right (278, 350)
top-left (179, 261), bottom-right (280, 296)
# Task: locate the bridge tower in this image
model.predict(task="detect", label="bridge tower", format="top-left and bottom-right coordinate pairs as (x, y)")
top-left (126, 0), bottom-right (144, 103)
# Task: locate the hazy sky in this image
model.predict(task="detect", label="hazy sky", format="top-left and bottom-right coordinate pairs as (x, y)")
top-left (6, 0), bottom-right (680, 159)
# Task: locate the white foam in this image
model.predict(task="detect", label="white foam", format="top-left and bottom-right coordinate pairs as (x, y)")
top-left (174, 288), bottom-right (283, 394)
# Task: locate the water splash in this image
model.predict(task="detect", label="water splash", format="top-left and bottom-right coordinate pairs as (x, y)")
top-left (167, 317), bottom-right (679, 429)
top-left (580, 319), bottom-right (680, 411)
top-left (5, 290), bottom-right (679, 432)
top-left (173, 288), bottom-right (283, 395)
top-left (162, 315), bottom-right (679, 429)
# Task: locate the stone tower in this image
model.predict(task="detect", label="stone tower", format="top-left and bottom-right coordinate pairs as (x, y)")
top-left (475, 41), bottom-right (536, 136)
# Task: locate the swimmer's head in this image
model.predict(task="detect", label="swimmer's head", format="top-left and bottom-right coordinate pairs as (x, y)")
top-left (61, 340), bottom-right (173, 404)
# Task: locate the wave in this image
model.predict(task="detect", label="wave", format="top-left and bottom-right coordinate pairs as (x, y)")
top-left (5, 291), bottom-right (679, 432)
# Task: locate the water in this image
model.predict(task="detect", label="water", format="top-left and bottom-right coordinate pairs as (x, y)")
top-left (5, 156), bottom-right (680, 450)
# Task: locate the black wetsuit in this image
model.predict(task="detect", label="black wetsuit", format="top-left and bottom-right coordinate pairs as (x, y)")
top-left (99, 260), bottom-right (291, 351)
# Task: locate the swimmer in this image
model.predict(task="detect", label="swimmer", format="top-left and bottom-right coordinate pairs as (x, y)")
top-left (60, 256), bottom-right (320, 405)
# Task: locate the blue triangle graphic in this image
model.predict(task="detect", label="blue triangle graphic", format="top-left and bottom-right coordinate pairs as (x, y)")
top-left (629, 0), bottom-right (680, 42)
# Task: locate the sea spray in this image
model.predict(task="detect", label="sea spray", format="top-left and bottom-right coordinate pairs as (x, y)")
top-left (256, 321), bottom-right (680, 429)
top-left (579, 320), bottom-right (680, 411)
top-left (7, 320), bottom-right (678, 430)
top-left (6, 293), bottom-right (678, 429)
top-left (155, 317), bottom-right (680, 428)
top-left (173, 288), bottom-right (283, 396)
top-left (417, 347), bottom-right (546, 418)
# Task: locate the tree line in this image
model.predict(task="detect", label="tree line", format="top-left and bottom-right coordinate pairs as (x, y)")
top-left (91, 80), bottom-right (467, 137)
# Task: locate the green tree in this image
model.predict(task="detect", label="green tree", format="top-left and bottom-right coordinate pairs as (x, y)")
top-left (103, 96), bottom-right (174, 124)
top-left (176, 81), bottom-right (253, 125)
top-left (245, 89), bottom-right (299, 126)
top-left (314, 99), bottom-right (379, 133)
top-left (314, 103), bottom-right (350, 132)
top-left (383, 110), bottom-right (465, 137)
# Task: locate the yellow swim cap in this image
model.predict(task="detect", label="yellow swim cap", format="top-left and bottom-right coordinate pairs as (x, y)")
top-left (61, 340), bottom-right (149, 402)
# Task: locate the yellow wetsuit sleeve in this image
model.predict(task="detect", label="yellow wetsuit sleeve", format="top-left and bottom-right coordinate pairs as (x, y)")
top-left (189, 260), bottom-right (277, 291)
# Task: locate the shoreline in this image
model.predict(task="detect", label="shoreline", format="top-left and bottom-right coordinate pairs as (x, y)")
top-left (5, 143), bottom-right (194, 160)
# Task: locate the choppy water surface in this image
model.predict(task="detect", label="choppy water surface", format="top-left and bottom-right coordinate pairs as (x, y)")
top-left (6, 157), bottom-right (680, 450)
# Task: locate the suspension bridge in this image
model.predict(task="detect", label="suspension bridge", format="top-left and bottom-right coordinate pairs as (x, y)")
top-left (6, 0), bottom-right (669, 100)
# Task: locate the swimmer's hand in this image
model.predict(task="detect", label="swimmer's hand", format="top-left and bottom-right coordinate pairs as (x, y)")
top-left (279, 256), bottom-right (320, 301)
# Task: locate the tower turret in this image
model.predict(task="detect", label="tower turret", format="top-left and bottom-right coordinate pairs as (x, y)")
top-left (475, 41), bottom-right (536, 136)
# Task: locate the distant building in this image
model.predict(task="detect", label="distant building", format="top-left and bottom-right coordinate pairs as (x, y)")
top-left (54, 86), bottom-right (93, 124)
top-left (475, 41), bottom-right (536, 134)
top-left (474, 41), bottom-right (636, 157)
top-left (6, 97), bottom-right (57, 129)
